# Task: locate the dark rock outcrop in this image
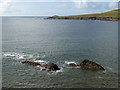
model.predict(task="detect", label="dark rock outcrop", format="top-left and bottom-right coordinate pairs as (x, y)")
top-left (41, 62), bottom-right (60, 71)
top-left (21, 61), bottom-right (41, 66)
top-left (21, 61), bottom-right (60, 71)
top-left (69, 59), bottom-right (105, 70)
top-left (69, 63), bottom-right (77, 66)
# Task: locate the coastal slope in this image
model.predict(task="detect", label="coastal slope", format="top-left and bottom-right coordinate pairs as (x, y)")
top-left (47, 9), bottom-right (120, 21)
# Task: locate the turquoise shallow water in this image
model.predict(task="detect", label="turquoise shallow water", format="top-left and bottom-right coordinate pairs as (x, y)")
top-left (2, 17), bottom-right (118, 88)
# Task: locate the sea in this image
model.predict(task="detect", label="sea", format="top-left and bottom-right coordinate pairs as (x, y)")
top-left (2, 17), bottom-right (118, 88)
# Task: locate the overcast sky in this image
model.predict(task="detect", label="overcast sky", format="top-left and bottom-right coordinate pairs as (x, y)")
top-left (0, 0), bottom-right (119, 16)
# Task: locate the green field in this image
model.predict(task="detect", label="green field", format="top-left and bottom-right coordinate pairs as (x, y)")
top-left (52, 9), bottom-right (120, 19)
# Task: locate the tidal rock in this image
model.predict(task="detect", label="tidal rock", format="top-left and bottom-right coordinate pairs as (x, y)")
top-left (41, 62), bottom-right (60, 71)
top-left (41, 64), bottom-right (47, 67)
top-left (21, 61), bottom-right (60, 71)
top-left (41, 69), bottom-right (46, 71)
top-left (77, 59), bottom-right (105, 70)
top-left (69, 63), bottom-right (77, 66)
top-left (68, 59), bottom-right (105, 70)
top-left (21, 61), bottom-right (41, 66)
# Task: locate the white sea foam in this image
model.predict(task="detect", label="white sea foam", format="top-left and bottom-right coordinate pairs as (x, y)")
top-left (16, 55), bottom-right (25, 59)
top-left (3, 52), bottom-right (27, 60)
top-left (103, 70), bottom-right (107, 73)
top-left (106, 67), bottom-right (113, 71)
top-left (36, 65), bottom-right (41, 68)
top-left (3, 53), bottom-right (16, 57)
top-left (16, 54), bottom-right (26, 59)
top-left (47, 67), bottom-right (63, 75)
top-left (56, 67), bottom-right (63, 73)
top-left (34, 60), bottom-right (46, 63)
top-left (65, 61), bottom-right (77, 64)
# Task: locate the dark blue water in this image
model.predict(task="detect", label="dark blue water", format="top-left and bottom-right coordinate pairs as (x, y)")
top-left (2, 17), bottom-right (118, 88)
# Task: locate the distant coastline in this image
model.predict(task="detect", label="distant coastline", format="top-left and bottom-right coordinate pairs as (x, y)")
top-left (46, 9), bottom-right (120, 21)
top-left (46, 16), bottom-right (119, 21)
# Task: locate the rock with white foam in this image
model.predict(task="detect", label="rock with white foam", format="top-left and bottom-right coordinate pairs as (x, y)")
top-left (3, 53), bottom-right (16, 57)
top-left (41, 62), bottom-right (60, 71)
top-left (21, 61), bottom-right (60, 71)
top-left (68, 59), bottom-right (105, 70)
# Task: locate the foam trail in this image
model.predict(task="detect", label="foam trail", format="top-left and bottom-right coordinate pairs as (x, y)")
top-left (3, 53), bottom-right (15, 57)
top-left (3, 52), bottom-right (27, 60)
top-left (103, 70), bottom-right (107, 73)
top-left (3, 53), bottom-right (16, 57)
top-left (16, 55), bottom-right (25, 59)
top-left (34, 60), bottom-right (47, 65)
top-left (47, 67), bottom-right (63, 75)
top-left (15, 53), bottom-right (26, 59)
top-left (65, 61), bottom-right (77, 64)
top-left (34, 60), bottom-right (46, 63)
top-left (56, 67), bottom-right (63, 73)
top-left (62, 61), bottom-right (76, 67)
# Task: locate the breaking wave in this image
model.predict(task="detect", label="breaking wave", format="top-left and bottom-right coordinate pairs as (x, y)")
top-left (46, 67), bottom-right (64, 75)
top-left (65, 61), bottom-right (77, 65)
top-left (34, 60), bottom-right (47, 64)
top-left (3, 52), bottom-right (45, 60)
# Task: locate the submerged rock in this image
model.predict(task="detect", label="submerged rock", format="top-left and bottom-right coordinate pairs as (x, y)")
top-left (69, 59), bottom-right (105, 70)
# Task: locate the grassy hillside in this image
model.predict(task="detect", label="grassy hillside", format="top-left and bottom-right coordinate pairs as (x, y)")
top-left (52, 9), bottom-right (120, 20)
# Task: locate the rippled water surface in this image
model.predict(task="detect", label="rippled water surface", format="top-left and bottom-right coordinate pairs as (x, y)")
top-left (2, 17), bottom-right (118, 88)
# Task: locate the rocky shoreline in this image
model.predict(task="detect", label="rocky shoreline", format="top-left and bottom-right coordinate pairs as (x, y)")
top-left (46, 16), bottom-right (119, 21)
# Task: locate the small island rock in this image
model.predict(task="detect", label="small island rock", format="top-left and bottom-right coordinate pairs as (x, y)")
top-left (41, 62), bottom-right (60, 71)
top-left (21, 61), bottom-right (60, 71)
top-left (69, 59), bottom-right (105, 70)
